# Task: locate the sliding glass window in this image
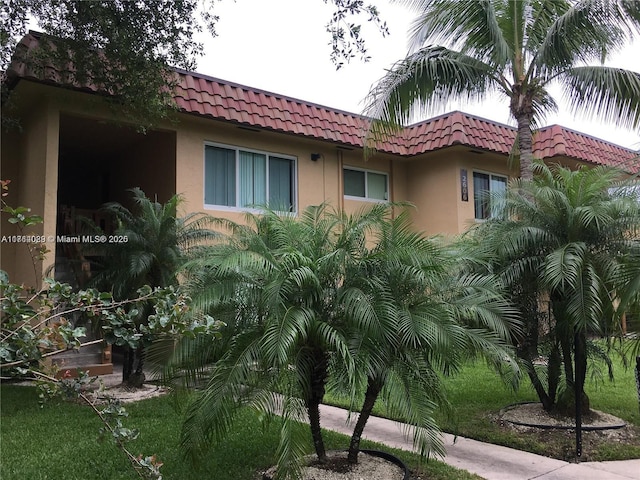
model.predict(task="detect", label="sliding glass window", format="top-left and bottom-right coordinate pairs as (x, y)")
top-left (205, 144), bottom-right (296, 212)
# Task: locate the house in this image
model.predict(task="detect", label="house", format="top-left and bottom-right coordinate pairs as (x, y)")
top-left (2, 31), bottom-right (638, 289)
top-left (3, 31), bottom-right (638, 375)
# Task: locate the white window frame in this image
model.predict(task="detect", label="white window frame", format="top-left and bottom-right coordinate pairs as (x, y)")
top-left (472, 170), bottom-right (507, 221)
top-left (203, 142), bottom-right (298, 213)
top-left (343, 166), bottom-right (389, 202)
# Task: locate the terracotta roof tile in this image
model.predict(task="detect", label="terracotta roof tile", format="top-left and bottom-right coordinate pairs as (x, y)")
top-left (403, 112), bottom-right (519, 156)
top-left (8, 31), bottom-right (639, 172)
top-left (534, 126), bottom-right (637, 171)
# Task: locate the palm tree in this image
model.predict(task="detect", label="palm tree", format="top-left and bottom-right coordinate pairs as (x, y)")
top-left (90, 188), bottom-right (216, 383)
top-left (365, 0), bottom-right (640, 180)
top-left (174, 205), bottom-right (370, 477)
top-left (170, 203), bottom-right (520, 477)
top-left (471, 162), bottom-right (640, 413)
top-left (342, 211), bottom-right (520, 464)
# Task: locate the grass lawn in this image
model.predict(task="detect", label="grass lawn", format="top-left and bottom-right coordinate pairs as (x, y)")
top-left (326, 349), bottom-right (640, 461)
top-left (2, 350), bottom-right (638, 478)
top-left (435, 355), bottom-right (640, 461)
top-left (0, 384), bottom-right (480, 480)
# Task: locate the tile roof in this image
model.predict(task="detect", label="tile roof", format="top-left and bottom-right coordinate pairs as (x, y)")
top-left (533, 125), bottom-right (638, 172)
top-left (8, 31), bottom-right (639, 172)
top-left (172, 69), bottom-right (379, 151)
top-left (403, 112), bottom-right (518, 156)
top-left (173, 71), bottom-right (639, 171)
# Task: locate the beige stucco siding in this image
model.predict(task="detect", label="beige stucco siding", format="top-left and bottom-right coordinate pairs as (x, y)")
top-left (1, 95), bottom-right (59, 286)
top-left (404, 147), bottom-right (517, 236)
top-left (2, 80), bottom-right (624, 289)
top-left (175, 113), bottom-right (351, 220)
top-left (405, 150), bottom-right (460, 236)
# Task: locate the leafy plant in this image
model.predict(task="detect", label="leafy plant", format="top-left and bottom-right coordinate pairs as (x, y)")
top-left (165, 203), bottom-right (519, 478)
top-left (326, 0), bottom-right (389, 68)
top-left (0, 274), bottom-right (222, 479)
top-left (466, 162), bottom-right (640, 414)
top-left (88, 188), bottom-right (217, 384)
top-left (1, 181), bottom-right (223, 479)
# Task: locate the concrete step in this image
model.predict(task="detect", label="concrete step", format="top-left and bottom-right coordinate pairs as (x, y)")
top-left (51, 351), bottom-right (103, 368)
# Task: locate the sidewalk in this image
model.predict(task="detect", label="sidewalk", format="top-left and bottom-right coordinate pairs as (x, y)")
top-left (318, 404), bottom-right (640, 480)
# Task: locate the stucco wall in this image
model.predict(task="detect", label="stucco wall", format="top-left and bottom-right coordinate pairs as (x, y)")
top-left (2, 80), bottom-right (612, 288)
top-left (404, 147), bottom-right (516, 237)
top-left (0, 128), bottom-right (21, 279)
top-left (1, 89), bottom-right (58, 286)
top-left (174, 113), bottom-right (357, 221)
top-left (405, 150), bottom-right (459, 236)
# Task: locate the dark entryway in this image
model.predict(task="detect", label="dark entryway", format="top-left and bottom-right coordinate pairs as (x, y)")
top-left (55, 113), bottom-right (177, 286)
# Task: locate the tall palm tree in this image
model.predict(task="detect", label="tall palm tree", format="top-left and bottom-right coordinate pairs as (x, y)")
top-left (171, 204), bottom-right (520, 477)
top-left (471, 162), bottom-right (640, 412)
top-left (90, 188), bottom-right (216, 383)
top-left (365, 0), bottom-right (640, 180)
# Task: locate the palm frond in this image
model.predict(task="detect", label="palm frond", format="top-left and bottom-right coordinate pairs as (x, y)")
top-left (364, 46), bottom-right (497, 141)
top-left (171, 202), bottom-right (523, 469)
top-left (561, 66), bottom-right (640, 130)
top-left (400, 0), bottom-right (510, 67)
top-left (533, 0), bottom-right (631, 79)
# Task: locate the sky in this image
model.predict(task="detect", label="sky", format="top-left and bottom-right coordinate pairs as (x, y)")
top-left (193, 0), bottom-right (640, 151)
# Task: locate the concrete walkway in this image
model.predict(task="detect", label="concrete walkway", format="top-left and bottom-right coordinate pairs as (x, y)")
top-left (318, 404), bottom-right (640, 480)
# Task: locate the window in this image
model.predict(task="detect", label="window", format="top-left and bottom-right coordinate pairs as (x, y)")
top-left (473, 171), bottom-right (507, 220)
top-left (343, 168), bottom-right (388, 201)
top-left (609, 184), bottom-right (640, 204)
top-left (205, 144), bottom-right (296, 212)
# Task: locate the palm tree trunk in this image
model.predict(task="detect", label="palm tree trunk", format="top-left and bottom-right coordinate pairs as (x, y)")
top-left (122, 346), bottom-right (134, 382)
top-left (517, 115), bottom-right (535, 182)
top-left (511, 88), bottom-right (535, 182)
top-left (574, 329), bottom-right (590, 414)
top-left (135, 345), bottom-right (145, 374)
top-left (347, 379), bottom-right (381, 464)
top-left (522, 358), bottom-right (554, 411)
top-left (515, 288), bottom-right (553, 410)
top-left (126, 345), bottom-right (146, 388)
top-left (635, 356), bottom-right (640, 411)
top-left (306, 351), bottom-right (328, 462)
top-left (555, 331), bottom-right (583, 415)
top-left (547, 343), bottom-right (562, 405)
top-left (560, 334), bottom-right (574, 385)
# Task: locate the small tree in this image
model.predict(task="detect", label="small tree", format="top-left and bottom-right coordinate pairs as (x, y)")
top-left (170, 204), bottom-right (519, 477)
top-left (89, 188), bottom-right (216, 385)
top-left (342, 210), bottom-right (520, 464)
top-left (470, 162), bottom-right (640, 413)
